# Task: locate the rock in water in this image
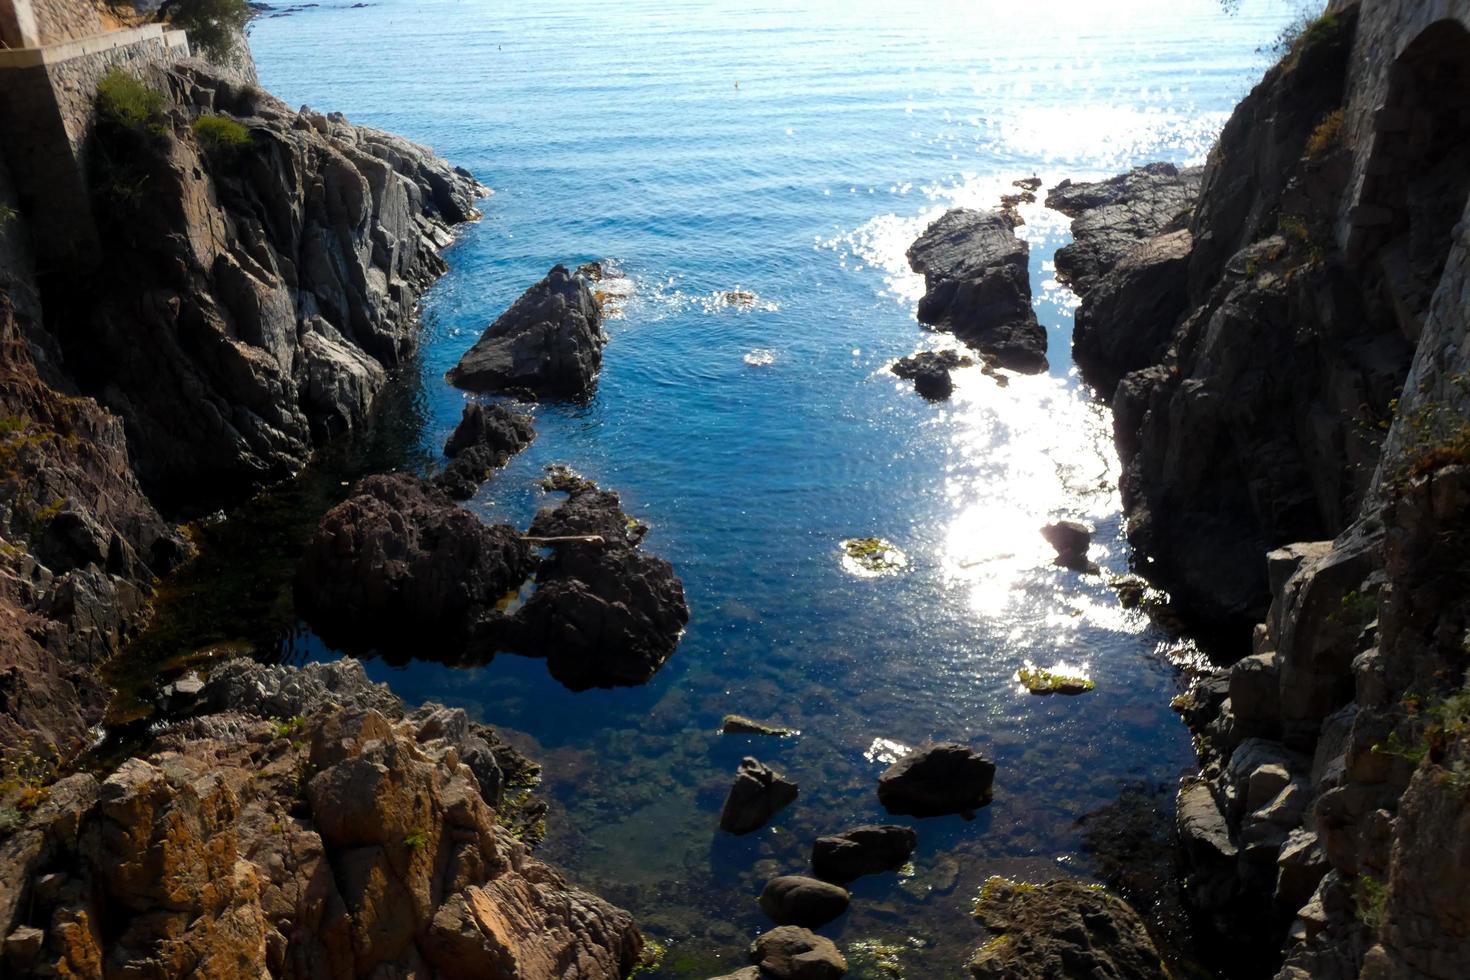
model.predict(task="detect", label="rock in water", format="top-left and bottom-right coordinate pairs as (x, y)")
top-left (906, 209), bottom-right (1047, 374)
top-left (447, 265), bottom-right (609, 400)
top-left (758, 876), bottom-right (851, 928)
top-left (294, 473), bottom-right (534, 652)
top-left (507, 484), bottom-right (689, 689)
top-left (720, 757), bottom-right (799, 834)
top-left (892, 349), bottom-right (974, 401)
top-left (1040, 521), bottom-right (1094, 571)
top-left (811, 825), bottom-right (918, 883)
top-left (749, 926), bottom-right (848, 980)
top-left (878, 743), bottom-right (996, 817)
top-left (969, 878), bottom-right (1167, 980)
top-left (722, 715), bottom-right (797, 737)
top-left (435, 402), bottom-right (536, 499)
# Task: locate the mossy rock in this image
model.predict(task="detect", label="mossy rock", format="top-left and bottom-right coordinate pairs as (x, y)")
top-left (840, 537), bottom-right (908, 576)
top-left (1016, 663), bottom-right (1094, 696)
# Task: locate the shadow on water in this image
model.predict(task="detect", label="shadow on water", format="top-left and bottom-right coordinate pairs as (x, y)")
top-left (101, 358), bottom-right (434, 725)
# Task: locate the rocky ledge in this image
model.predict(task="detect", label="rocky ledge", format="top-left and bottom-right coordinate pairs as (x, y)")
top-left (295, 471), bottom-right (689, 689)
top-left (906, 209), bottom-right (1047, 374)
top-left (0, 659), bottom-right (644, 979)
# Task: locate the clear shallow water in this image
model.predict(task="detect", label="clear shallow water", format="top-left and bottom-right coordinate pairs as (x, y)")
top-left (248, 2), bottom-right (1304, 975)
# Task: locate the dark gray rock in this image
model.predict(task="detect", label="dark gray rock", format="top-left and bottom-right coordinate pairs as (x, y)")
top-left (892, 349), bottom-right (973, 400)
top-left (503, 484), bottom-right (689, 690)
top-left (293, 473), bottom-right (534, 652)
top-left (722, 715), bottom-right (796, 737)
top-left (435, 402), bottom-right (535, 499)
top-left (811, 825), bottom-right (917, 883)
top-left (878, 743), bottom-right (995, 817)
top-left (1046, 162), bottom-right (1203, 297)
top-left (1040, 521), bottom-right (1093, 571)
top-left (749, 926), bottom-right (847, 980)
top-left (757, 875), bottom-right (850, 928)
top-left (906, 209), bottom-right (1046, 373)
top-left (720, 757), bottom-right (798, 835)
top-left (446, 265), bottom-right (608, 400)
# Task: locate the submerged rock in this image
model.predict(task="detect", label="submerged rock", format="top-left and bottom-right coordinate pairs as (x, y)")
top-left (294, 473), bottom-right (534, 652)
top-left (758, 875), bottom-right (851, 928)
top-left (447, 265), bottom-right (609, 400)
top-left (720, 757), bottom-right (799, 834)
top-left (507, 484), bottom-right (690, 689)
top-left (878, 743), bottom-right (995, 817)
top-left (435, 402), bottom-right (536, 499)
top-left (1016, 663), bottom-right (1094, 696)
top-left (811, 825), bottom-right (918, 883)
top-left (969, 878), bottom-right (1167, 980)
top-left (749, 926), bottom-right (847, 980)
top-left (722, 714), bottom-right (798, 737)
top-left (892, 349), bottom-right (974, 400)
top-left (906, 209), bottom-right (1047, 374)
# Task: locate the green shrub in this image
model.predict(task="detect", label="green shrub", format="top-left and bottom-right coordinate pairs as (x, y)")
top-left (192, 113), bottom-right (252, 153)
top-left (159, 0), bottom-right (251, 64)
top-left (96, 70), bottom-right (167, 134)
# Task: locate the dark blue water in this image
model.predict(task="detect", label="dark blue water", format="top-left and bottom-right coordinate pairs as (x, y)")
top-left (251, 2), bottom-right (1303, 974)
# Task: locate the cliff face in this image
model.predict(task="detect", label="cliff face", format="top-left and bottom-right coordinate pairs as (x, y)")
top-left (62, 62), bottom-right (482, 510)
top-left (1061, 2), bottom-right (1470, 976)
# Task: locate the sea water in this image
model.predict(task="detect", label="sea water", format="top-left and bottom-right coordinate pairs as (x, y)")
top-left (249, 1), bottom-right (1307, 974)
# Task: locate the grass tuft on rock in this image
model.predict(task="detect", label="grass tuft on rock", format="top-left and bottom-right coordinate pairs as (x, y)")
top-left (192, 113), bottom-right (253, 153)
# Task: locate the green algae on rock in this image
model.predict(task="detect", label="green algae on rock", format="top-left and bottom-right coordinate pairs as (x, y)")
top-left (840, 537), bottom-right (909, 576)
top-left (721, 714), bottom-right (798, 737)
top-left (1015, 662), bottom-right (1094, 696)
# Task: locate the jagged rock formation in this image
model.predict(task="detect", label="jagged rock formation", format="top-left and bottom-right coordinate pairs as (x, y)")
top-left (1064, 3), bottom-right (1470, 978)
top-left (906, 209), bottom-right (1047, 373)
top-left (508, 482), bottom-right (690, 690)
top-left (1062, 5), bottom-right (1426, 629)
top-left (435, 401), bottom-right (536, 500)
top-left (59, 63), bottom-right (483, 510)
top-left (0, 659), bottom-right (644, 979)
top-left (0, 293), bottom-right (189, 763)
top-left (1046, 163), bottom-right (1203, 392)
top-left (968, 877), bottom-right (1168, 980)
top-left (446, 265), bottom-right (608, 401)
top-left (296, 474), bottom-right (689, 690)
top-left (294, 472), bottom-right (536, 654)
top-left (891, 349), bottom-right (973, 400)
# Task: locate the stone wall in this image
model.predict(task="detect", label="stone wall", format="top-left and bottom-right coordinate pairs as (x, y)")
top-left (29, 0), bottom-right (101, 44)
top-left (0, 27), bottom-right (187, 268)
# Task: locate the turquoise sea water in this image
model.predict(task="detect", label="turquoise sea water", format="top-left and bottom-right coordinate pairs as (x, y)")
top-left (250, 2), bottom-right (1306, 975)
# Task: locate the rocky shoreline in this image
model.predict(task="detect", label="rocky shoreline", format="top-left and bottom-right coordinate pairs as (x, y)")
top-left (4, 0), bottom-right (1470, 977)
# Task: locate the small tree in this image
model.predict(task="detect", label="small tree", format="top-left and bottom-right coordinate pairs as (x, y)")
top-left (158, 0), bottom-right (251, 64)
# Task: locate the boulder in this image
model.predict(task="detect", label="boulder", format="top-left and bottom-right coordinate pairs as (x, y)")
top-left (447, 265), bottom-right (608, 400)
top-left (720, 758), bottom-right (798, 835)
top-left (505, 485), bottom-right (689, 689)
top-left (891, 350), bottom-right (973, 400)
top-left (435, 402), bottom-right (536, 499)
top-left (294, 474), bottom-right (534, 652)
top-left (878, 743), bottom-right (995, 817)
top-left (969, 878), bottom-right (1168, 980)
top-left (757, 875), bottom-right (851, 928)
top-left (906, 209), bottom-right (1046, 373)
top-left (749, 926), bottom-right (847, 980)
top-left (1046, 162), bottom-right (1202, 298)
top-left (811, 825), bottom-right (918, 883)
top-left (1040, 521), bottom-right (1093, 571)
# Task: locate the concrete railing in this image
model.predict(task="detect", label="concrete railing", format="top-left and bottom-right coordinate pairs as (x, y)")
top-left (0, 24), bottom-right (188, 68)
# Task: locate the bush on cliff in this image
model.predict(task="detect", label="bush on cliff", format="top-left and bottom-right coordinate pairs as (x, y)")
top-left (192, 113), bottom-right (252, 153)
top-left (96, 70), bottom-right (166, 135)
top-left (158, 0), bottom-right (251, 63)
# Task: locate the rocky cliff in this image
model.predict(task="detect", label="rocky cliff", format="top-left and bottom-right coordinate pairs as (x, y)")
top-left (1057, 2), bottom-right (1470, 977)
top-left (0, 659), bottom-right (645, 978)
